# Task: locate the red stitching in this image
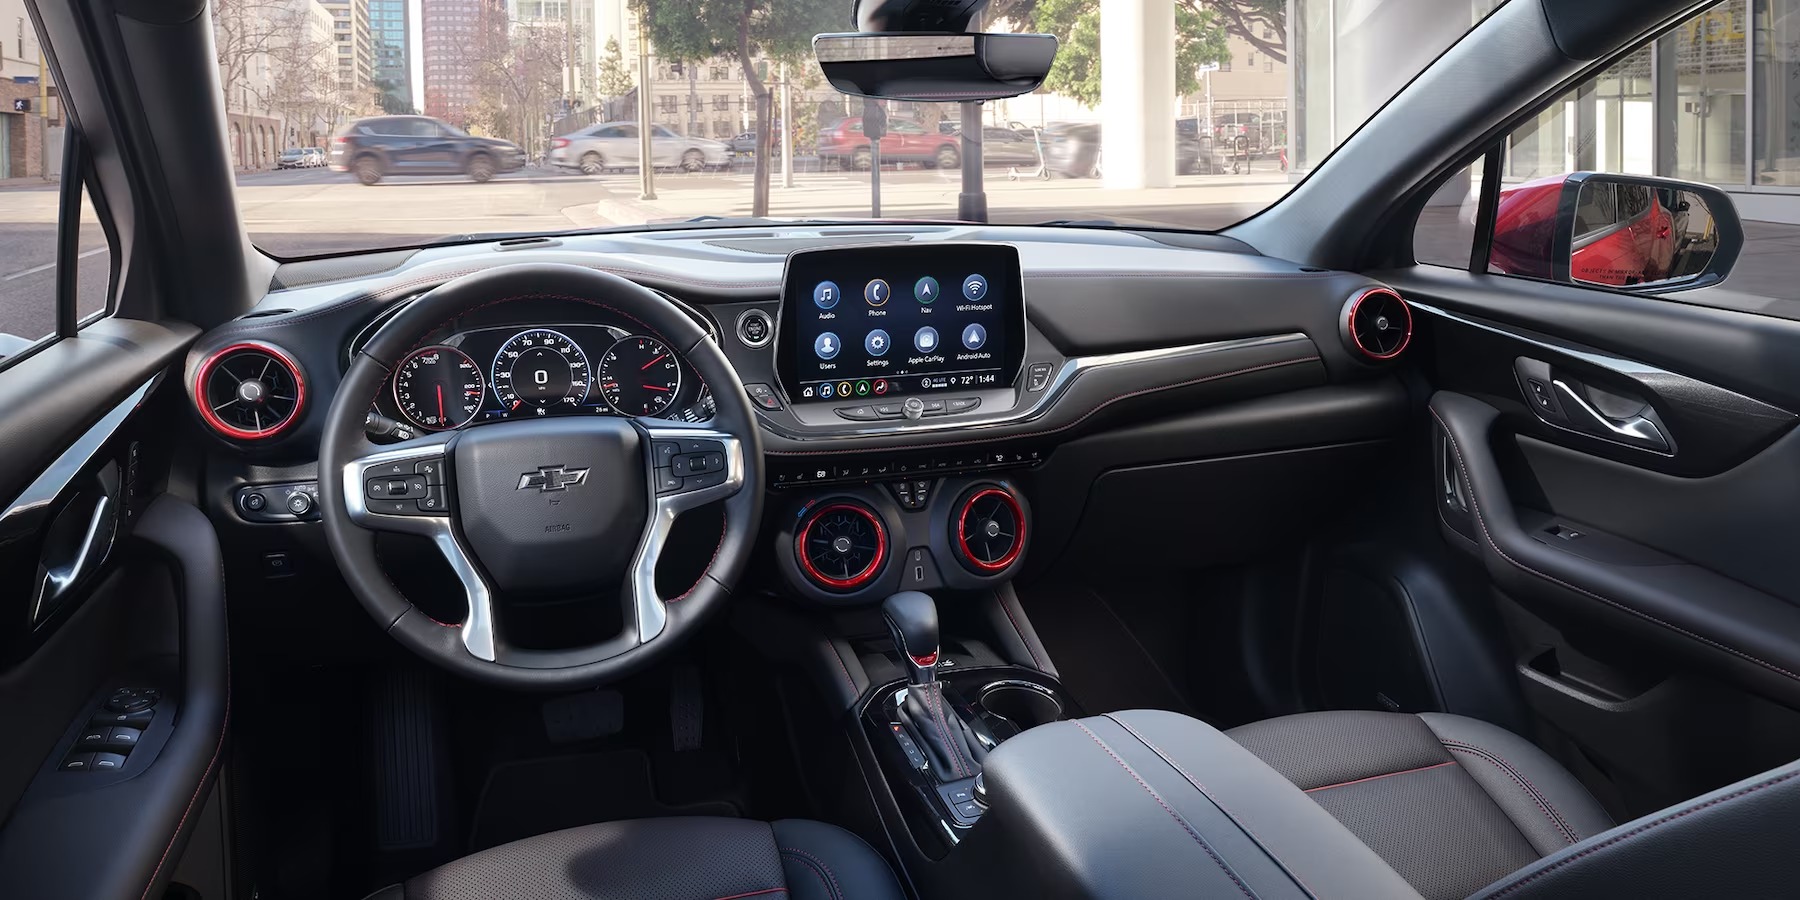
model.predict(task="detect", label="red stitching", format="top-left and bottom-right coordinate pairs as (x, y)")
top-left (779, 846), bottom-right (845, 900)
top-left (1430, 405), bottom-right (1800, 683)
top-left (768, 354), bottom-right (1321, 457)
top-left (1442, 740), bottom-right (1580, 844)
top-left (1303, 760), bottom-right (1457, 793)
top-left (825, 641), bottom-right (858, 698)
top-left (709, 889), bottom-right (786, 900)
top-left (1474, 768), bottom-right (1800, 899)
top-left (926, 688), bottom-right (967, 779)
top-left (1072, 720), bottom-right (1256, 899)
top-left (999, 593), bottom-right (1046, 670)
top-left (670, 517), bottom-right (729, 603)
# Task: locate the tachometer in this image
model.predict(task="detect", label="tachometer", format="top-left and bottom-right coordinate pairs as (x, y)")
top-left (393, 346), bottom-right (485, 430)
top-left (597, 335), bottom-right (682, 417)
top-left (492, 328), bottom-right (591, 415)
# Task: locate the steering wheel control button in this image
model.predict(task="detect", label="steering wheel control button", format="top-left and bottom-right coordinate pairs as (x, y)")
top-left (414, 458), bottom-right (446, 483)
top-left (1026, 362), bottom-right (1054, 392)
top-left (836, 405), bottom-right (879, 421)
top-left (813, 281), bottom-right (840, 310)
top-left (736, 309), bottom-right (773, 347)
top-left (864, 279), bottom-right (890, 306)
top-left (684, 469), bottom-right (728, 491)
top-left (865, 329), bottom-right (891, 357)
top-left (961, 323), bottom-right (987, 350)
top-left (913, 327), bottom-right (939, 353)
top-left (366, 461), bottom-right (411, 479)
top-left (902, 397), bottom-right (925, 420)
top-left (814, 332), bottom-right (841, 360)
top-left (914, 276), bottom-right (939, 304)
top-left (655, 469), bottom-right (683, 494)
top-left (962, 274), bottom-right (989, 301)
top-left (417, 486), bottom-right (450, 515)
top-left (653, 441), bottom-right (681, 467)
top-left (946, 397), bottom-right (980, 413)
top-left (744, 383), bottom-right (781, 411)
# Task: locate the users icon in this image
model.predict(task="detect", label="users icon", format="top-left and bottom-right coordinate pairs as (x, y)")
top-left (814, 332), bottom-right (840, 360)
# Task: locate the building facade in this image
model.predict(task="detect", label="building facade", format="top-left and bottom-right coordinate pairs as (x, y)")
top-left (0, 0), bottom-right (62, 179)
top-left (320, 0), bottom-right (374, 108)
top-left (423, 0), bottom-right (503, 126)
top-left (369, 0), bottom-right (410, 112)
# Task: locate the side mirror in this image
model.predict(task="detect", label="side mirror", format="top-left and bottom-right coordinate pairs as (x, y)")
top-left (813, 32), bottom-right (1058, 102)
top-left (1488, 172), bottom-right (1743, 294)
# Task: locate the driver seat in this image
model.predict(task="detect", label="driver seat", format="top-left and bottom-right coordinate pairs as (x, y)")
top-left (362, 817), bottom-right (905, 900)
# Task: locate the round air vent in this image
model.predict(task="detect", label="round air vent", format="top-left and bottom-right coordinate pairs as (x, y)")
top-left (796, 502), bottom-right (888, 592)
top-left (1342, 287), bottom-right (1412, 362)
top-left (194, 342), bottom-right (306, 440)
top-left (952, 486), bottom-right (1026, 575)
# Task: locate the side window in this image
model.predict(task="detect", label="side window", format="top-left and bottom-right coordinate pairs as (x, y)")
top-left (406, 120), bottom-right (438, 137)
top-left (0, 13), bottom-right (115, 368)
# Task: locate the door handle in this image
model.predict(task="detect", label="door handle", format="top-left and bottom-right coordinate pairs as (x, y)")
top-left (1551, 379), bottom-right (1672, 454)
top-left (30, 461), bottom-right (121, 624)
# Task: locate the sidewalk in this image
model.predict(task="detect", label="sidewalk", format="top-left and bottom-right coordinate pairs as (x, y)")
top-left (591, 170), bottom-right (1295, 228)
top-left (0, 175), bottom-right (58, 191)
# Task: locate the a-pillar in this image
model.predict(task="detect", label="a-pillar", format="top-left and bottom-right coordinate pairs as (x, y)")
top-left (1100, 0), bottom-right (1175, 190)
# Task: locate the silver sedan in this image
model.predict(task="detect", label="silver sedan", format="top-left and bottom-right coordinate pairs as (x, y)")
top-left (549, 122), bottom-right (732, 174)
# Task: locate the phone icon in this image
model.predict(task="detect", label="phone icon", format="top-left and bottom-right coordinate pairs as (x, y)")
top-left (865, 279), bottom-right (890, 306)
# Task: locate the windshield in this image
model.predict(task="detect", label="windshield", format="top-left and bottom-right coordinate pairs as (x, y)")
top-left (230, 0), bottom-right (1503, 258)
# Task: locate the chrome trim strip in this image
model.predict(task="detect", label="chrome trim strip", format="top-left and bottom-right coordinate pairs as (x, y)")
top-left (630, 425), bottom-right (746, 643)
top-left (0, 374), bottom-right (159, 543)
top-left (763, 332), bottom-right (1315, 441)
top-left (341, 433), bottom-right (499, 662)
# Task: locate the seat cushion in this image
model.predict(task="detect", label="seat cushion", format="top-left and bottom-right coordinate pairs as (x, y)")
top-left (369, 817), bottom-right (905, 900)
top-left (1227, 711), bottom-right (1612, 900)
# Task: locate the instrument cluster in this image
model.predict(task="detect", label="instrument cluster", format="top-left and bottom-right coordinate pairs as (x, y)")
top-left (373, 322), bottom-right (714, 434)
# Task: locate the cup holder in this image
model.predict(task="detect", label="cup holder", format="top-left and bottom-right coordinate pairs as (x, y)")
top-left (978, 682), bottom-right (1063, 739)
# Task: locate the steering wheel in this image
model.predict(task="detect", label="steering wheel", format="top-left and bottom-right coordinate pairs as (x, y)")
top-left (319, 264), bottom-right (764, 689)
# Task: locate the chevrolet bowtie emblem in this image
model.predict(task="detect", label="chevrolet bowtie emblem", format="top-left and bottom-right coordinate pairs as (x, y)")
top-left (518, 465), bottom-right (589, 492)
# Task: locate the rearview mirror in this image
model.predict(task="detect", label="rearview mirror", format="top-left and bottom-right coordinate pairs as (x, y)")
top-left (1489, 172), bottom-right (1743, 293)
top-left (813, 32), bottom-right (1058, 103)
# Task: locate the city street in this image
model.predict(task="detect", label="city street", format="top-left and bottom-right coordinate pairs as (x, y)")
top-left (5, 162), bottom-right (1800, 342)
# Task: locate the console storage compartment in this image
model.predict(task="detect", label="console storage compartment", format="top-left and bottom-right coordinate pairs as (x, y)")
top-left (935, 709), bottom-right (1424, 900)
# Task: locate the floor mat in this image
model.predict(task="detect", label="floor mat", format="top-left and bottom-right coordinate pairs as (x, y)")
top-left (467, 750), bottom-right (740, 852)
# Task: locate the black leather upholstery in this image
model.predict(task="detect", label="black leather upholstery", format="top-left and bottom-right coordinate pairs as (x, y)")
top-left (946, 709), bottom-right (1426, 899)
top-left (1228, 711), bottom-right (1611, 900)
top-left (366, 817), bottom-right (904, 900)
top-left (1469, 759), bottom-right (1800, 899)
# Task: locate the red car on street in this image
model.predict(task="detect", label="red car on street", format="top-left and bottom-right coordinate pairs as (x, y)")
top-left (817, 116), bottom-right (963, 170)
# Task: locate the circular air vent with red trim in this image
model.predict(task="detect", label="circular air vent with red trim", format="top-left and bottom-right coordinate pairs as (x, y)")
top-left (1342, 287), bottom-right (1412, 362)
top-left (193, 342), bottom-right (306, 440)
top-left (952, 486), bottom-right (1026, 575)
top-left (796, 502), bottom-right (888, 592)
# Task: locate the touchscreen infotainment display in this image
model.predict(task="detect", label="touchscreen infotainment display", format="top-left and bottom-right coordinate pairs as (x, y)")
top-left (776, 243), bottom-right (1024, 403)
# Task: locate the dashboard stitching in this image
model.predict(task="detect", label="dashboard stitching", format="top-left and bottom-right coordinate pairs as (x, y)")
top-left (1430, 404), bottom-right (1800, 684)
top-left (766, 354), bottom-right (1321, 456)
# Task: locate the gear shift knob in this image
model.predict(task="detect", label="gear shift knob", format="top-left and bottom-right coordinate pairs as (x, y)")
top-left (883, 591), bottom-right (940, 685)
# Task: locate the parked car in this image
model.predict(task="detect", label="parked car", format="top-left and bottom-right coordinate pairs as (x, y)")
top-left (277, 147), bottom-right (312, 169)
top-left (816, 116), bottom-right (962, 170)
top-left (549, 122), bottom-right (732, 174)
top-left (328, 115), bottom-right (526, 185)
top-left (1205, 111), bottom-right (1270, 158)
top-left (302, 147), bottom-right (326, 167)
top-left (973, 126), bottom-right (1043, 167)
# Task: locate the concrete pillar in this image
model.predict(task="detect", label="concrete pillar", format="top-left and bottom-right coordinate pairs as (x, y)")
top-left (1101, 0), bottom-right (1175, 189)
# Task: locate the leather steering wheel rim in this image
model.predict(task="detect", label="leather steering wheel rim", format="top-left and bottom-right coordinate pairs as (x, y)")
top-left (318, 263), bottom-right (764, 689)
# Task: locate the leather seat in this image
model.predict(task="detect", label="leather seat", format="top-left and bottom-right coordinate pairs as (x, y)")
top-left (1228, 710), bottom-right (1613, 900)
top-left (364, 817), bottom-right (905, 900)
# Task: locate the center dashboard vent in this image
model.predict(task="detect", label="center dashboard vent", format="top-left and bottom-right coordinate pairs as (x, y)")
top-left (796, 502), bottom-right (888, 591)
top-left (953, 486), bottom-right (1026, 575)
top-left (1342, 287), bottom-right (1412, 362)
top-left (194, 342), bottom-right (306, 440)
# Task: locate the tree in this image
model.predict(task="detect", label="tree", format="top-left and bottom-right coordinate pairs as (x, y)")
top-left (633, 0), bottom-right (842, 216)
top-left (1032, 0), bottom-right (1230, 108)
top-left (994, 0), bottom-right (1285, 64)
top-left (597, 37), bottom-right (636, 99)
top-left (462, 20), bottom-right (573, 147)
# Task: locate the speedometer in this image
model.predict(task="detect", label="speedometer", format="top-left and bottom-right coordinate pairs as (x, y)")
top-left (597, 335), bottom-right (682, 417)
top-left (393, 346), bottom-right (485, 430)
top-left (491, 328), bottom-right (590, 415)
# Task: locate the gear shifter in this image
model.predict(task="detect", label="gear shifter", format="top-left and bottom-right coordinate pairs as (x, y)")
top-left (883, 591), bottom-right (988, 782)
